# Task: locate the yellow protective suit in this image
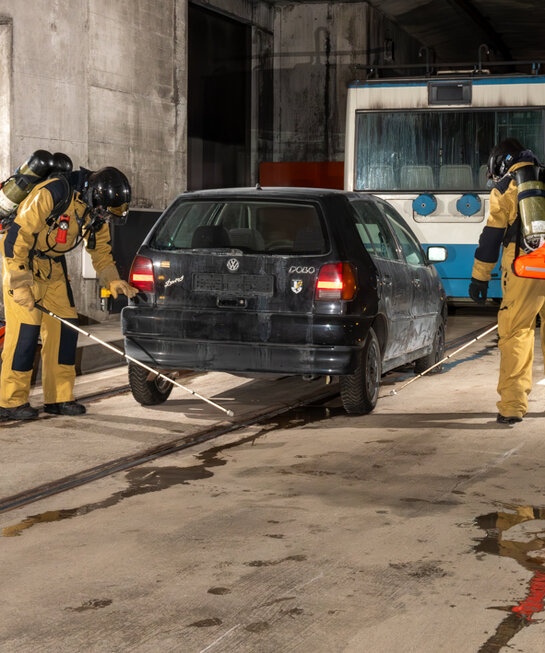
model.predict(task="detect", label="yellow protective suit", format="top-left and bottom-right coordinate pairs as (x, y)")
top-left (473, 157), bottom-right (545, 418)
top-left (0, 177), bottom-right (121, 408)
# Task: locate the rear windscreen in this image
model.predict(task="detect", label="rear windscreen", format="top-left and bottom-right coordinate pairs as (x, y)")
top-left (150, 200), bottom-right (328, 254)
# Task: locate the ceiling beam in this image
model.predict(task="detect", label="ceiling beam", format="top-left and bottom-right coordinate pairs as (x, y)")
top-left (447, 0), bottom-right (512, 60)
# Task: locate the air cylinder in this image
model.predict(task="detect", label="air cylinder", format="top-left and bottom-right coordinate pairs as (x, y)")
top-left (515, 165), bottom-right (545, 247)
top-left (0, 150), bottom-right (54, 218)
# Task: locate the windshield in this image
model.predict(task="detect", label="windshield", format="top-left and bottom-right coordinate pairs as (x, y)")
top-left (150, 200), bottom-right (328, 254)
top-left (355, 109), bottom-right (545, 192)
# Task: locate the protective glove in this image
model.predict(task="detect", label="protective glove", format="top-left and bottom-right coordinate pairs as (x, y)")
top-left (11, 285), bottom-right (35, 311)
top-left (468, 277), bottom-right (489, 304)
top-left (108, 279), bottom-right (139, 299)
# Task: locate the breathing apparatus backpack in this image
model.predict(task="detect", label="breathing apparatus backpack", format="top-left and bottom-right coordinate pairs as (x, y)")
top-left (0, 150), bottom-right (73, 234)
top-left (512, 164), bottom-right (545, 279)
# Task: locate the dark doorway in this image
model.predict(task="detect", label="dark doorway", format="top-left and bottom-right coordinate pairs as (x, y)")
top-left (188, 4), bottom-right (251, 190)
top-left (110, 209), bottom-right (162, 313)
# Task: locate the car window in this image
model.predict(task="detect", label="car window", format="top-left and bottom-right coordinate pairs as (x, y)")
top-left (351, 200), bottom-right (399, 261)
top-left (150, 200), bottom-right (328, 254)
top-left (379, 202), bottom-right (427, 266)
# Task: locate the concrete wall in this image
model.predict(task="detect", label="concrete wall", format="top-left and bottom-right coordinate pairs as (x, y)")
top-left (0, 18), bottom-right (11, 182)
top-left (0, 0), bottom-right (187, 320)
top-left (272, 2), bottom-right (423, 162)
top-left (0, 0), bottom-right (187, 206)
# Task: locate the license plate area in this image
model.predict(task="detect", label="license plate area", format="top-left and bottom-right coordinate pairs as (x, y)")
top-left (192, 273), bottom-right (274, 297)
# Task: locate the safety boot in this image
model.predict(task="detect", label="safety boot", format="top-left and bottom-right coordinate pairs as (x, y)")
top-left (44, 401), bottom-right (86, 416)
top-left (0, 403), bottom-right (39, 420)
top-left (496, 414), bottom-right (523, 425)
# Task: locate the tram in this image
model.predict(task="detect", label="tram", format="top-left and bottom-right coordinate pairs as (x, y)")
top-left (344, 64), bottom-right (545, 299)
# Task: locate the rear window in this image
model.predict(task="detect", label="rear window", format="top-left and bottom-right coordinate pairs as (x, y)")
top-left (150, 200), bottom-right (328, 254)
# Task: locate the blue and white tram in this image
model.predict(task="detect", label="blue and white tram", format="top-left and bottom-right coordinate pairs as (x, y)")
top-left (344, 71), bottom-right (545, 299)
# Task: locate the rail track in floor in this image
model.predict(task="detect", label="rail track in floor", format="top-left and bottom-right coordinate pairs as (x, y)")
top-left (0, 321), bottom-right (498, 516)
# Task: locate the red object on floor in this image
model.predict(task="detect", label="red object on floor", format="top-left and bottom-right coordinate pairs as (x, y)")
top-left (512, 570), bottom-right (545, 621)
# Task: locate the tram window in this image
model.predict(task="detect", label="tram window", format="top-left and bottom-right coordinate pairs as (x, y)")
top-left (351, 200), bottom-right (399, 261)
top-left (496, 111), bottom-right (544, 161)
top-left (355, 109), bottom-right (545, 192)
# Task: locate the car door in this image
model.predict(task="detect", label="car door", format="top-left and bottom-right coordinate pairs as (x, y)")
top-left (378, 200), bottom-right (437, 351)
top-left (351, 199), bottom-right (413, 361)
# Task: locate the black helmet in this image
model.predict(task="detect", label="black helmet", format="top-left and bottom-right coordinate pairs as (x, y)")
top-left (84, 167), bottom-right (131, 224)
top-left (50, 152), bottom-right (73, 177)
top-left (487, 138), bottom-right (525, 179)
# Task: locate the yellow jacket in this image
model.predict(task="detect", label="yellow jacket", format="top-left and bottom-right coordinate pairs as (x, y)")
top-left (1, 177), bottom-right (120, 291)
top-left (472, 157), bottom-right (540, 282)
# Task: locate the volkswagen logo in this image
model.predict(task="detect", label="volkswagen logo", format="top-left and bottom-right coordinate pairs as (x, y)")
top-left (226, 258), bottom-right (240, 272)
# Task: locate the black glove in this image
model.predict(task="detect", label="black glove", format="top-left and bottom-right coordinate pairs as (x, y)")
top-left (469, 277), bottom-right (489, 304)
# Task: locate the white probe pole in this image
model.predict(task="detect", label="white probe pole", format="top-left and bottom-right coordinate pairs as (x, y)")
top-left (390, 323), bottom-right (498, 395)
top-left (34, 303), bottom-right (235, 417)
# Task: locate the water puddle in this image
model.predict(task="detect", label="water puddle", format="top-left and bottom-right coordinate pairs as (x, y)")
top-left (250, 400), bottom-right (344, 439)
top-left (2, 400), bottom-right (342, 537)
top-left (2, 458), bottom-right (226, 537)
top-left (474, 504), bottom-right (545, 651)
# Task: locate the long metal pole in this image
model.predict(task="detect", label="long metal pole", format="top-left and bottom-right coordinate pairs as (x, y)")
top-left (34, 303), bottom-right (235, 417)
top-left (390, 323), bottom-right (498, 395)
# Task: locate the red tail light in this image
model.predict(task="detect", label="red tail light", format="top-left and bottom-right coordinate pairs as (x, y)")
top-left (129, 255), bottom-right (155, 293)
top-left (316, 263), bottom-right (357, 301)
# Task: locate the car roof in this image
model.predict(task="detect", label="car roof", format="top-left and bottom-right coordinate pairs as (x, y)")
top-left (176, 187), bottom-right (376, 202)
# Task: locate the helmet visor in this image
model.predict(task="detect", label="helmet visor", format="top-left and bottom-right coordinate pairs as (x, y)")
top-left (107, 202), bottom-right (129, 217)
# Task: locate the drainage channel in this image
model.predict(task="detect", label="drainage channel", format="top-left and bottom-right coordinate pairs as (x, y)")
top-left (0, 321), bottom-right (498, 516)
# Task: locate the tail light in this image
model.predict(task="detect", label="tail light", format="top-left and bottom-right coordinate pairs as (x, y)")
top-left (129, 255), bottom-right (155, 293)
top-left (315, 262), bottom-right (357, 301)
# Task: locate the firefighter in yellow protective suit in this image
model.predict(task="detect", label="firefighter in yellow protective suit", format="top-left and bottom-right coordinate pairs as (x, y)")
top-left (469, 139), bottom-right (545, 424)
top-left (0, 165), bottom-right (138, 420)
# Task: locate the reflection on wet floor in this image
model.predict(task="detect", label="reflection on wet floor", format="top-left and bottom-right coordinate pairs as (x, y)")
top-left (2, 400), bottom-right (342, 537)
top-left (474, 504), bottom-right (545, 652)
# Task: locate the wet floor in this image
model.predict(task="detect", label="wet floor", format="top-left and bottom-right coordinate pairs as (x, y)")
top-left (474, 504), bottom-right (545, 652)
top-left (2, 315), bottom-right (545, 652)
top-left (2, 400), bottom-right (345, 538)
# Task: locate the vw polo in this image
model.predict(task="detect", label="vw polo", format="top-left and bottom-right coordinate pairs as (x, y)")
top-left (121, 187), bottom-right (447, 414)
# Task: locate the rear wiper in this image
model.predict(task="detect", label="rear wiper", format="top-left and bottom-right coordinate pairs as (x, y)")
top-left (190, 247), bottom-right (244, 255)
top-left (153, 244), bottom-right (183, 251)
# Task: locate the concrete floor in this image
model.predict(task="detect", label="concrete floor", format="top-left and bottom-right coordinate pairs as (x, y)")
top-left (2, 308), bottom-right (545, 652)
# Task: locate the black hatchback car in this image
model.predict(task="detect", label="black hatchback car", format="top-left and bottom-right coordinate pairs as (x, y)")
top-left (121, 187), bottom-right (447, 414)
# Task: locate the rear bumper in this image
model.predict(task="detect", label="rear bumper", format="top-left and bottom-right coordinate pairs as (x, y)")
top-left (121, 306), bottom-right (367, 375)
top-left (123, 336), bottom-right (359, 375)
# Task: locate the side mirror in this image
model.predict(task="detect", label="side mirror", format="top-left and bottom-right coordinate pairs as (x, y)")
top-left (427, 246), bottom-right (448, 263)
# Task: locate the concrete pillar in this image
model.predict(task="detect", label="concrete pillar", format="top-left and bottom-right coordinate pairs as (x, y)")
top-left (0, 17), bottom-right (11, 180)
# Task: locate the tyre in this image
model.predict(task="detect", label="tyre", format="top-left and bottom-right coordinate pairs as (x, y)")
top-left (414, 318), bottom-right (446, 375)
top-left (340, 328), bottom-right (381, 415)
top-left (128, 362), bottom-right (174, 405)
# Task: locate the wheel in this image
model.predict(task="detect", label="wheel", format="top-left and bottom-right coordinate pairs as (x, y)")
top-left (414, 318), bottom-right (446, 375)
top-left (340, 328), bottom-right (381, 415)
top-left (128, 362), bottom-right (174, 405)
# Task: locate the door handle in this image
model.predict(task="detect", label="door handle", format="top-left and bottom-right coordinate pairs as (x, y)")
top-left (381, 275), bottom-right (393, 288)
top-left (412, 278), bottom-right (423, 288)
